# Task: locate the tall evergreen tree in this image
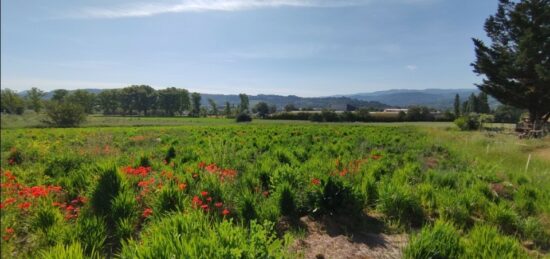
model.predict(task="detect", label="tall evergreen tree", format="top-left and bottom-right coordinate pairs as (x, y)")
top-left (478, 92), bottom-right (491, 113)
top-left (454, 94), bottom-right (461, 116)
top-left (238, 93), bottom-right (249, 113)
top-left (472, 0), bottom-right (550, 127)
top-left (191, 92), bottom-right (201, 117)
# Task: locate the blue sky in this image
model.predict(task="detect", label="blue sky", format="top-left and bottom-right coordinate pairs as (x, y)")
top-left (1, 0), bottom-right (497, 96)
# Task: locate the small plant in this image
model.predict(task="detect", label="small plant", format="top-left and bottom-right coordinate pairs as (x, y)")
top-left (404, 220), bottom-right (463, 259)
top-left (278, 183), bottom-right (296, 217)
top-left (139, 155), bottom-right (151, 167)
top-left (155, 186), bottom-right (185, 213)
top-left (41, 242), bottom-right (88, 259)
top-left (33, 206), bottom-right (62, 232)
top-left (164, 146), bottom-right (176, 163)
top-left (76, 216), bottom-right (107, 255)
top-left (111, 189), bottom-right (139, 223)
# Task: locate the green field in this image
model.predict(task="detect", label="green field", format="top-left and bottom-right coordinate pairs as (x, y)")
top-left (1, 120), bottom-right (549, 258)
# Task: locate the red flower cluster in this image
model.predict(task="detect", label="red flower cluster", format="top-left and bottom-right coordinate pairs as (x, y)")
top-left (2, 228), bottom-right (14, 241)
top-left (52, 196), bottom-right (87, 220)
top-left (0, 170), bottom-right (63, 211)
top-left (311, 178), bottom-right (321, 186)
top-left (197, 162), bottom-right (238, 182)
top-left (142, 208), bottom-right (153, 218)
top-left (123, 166), bottom-right (152, 176)
top-left (192, 190), bottom-right (230, 217)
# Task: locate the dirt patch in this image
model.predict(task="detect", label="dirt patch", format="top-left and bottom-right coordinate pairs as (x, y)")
top-left (424, 156), bottom-right (439, 169)
top-left (292, 216), bottom-right (408, 259)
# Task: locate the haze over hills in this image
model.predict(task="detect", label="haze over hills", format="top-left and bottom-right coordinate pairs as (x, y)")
top-left (338, 88), bottom-right (485, 109)
top-left (19, 88), bottom-right (497, 110)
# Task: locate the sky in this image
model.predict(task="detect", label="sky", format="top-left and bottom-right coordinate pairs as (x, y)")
top-left (1, 0), bottom-right (498, 96)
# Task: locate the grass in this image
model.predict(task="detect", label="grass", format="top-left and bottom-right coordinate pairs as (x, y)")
top-left (1, 119), bottom-right (549, 258)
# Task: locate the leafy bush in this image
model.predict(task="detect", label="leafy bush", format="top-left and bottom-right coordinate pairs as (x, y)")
top-left (236, 113), bottom-right (252, 122)
top-left (33, 206), bottom-right (62, 233)
top-left (43, 102), bottom-right (87, 128)
top-left (404, 220), bottom-right (463, 259)
top-left (462, 225), bottom-right (527, 258)
top-left (111, 189), bottom-right (139, 223)
top-left (454, 114), bottom-right (480, 131)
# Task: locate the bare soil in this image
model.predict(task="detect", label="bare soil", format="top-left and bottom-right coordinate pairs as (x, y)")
top-left (292, 216), bottom-right (408, 259)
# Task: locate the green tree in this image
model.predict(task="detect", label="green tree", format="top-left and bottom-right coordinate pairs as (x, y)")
top-left (51, 89), bottom-right (69, 102)
top-left (478, 92), bottom-right (491, 114)
top-left (472, 0), bottom-right (550, 127)
top-left (43, 102), bottom-right (86, 127)
top-left (494, 105), bottom-right (525, 123)
top-left (179, 89), bottom-right (190, 114)
top-left (158, 87), bottom-right (183, 116)
top-left (284, 104), bottom-right (297, 112)
top-left (453, 94), bottom-right (461, 116)
top-left (132, 85), bottom-right (157, 115)
top-left (191, 92), bottom-right (201, 117)
top-left (224, 101), bottom-right (232, 117)
top-left (0, 89), bottom-right (25, 114)
top-left (208, 99), bottom-right (218, 116)
top-left (26, 87), bottom-right (45, 113)
top-left (97, 89), bottom-right (120, 115)
top-left (66, 90), bottom-right (96, 114)
top-left (466, 93), bottom-right (479, 114)
top-left (254, 102), bottom-right (270, 118)
top-left (238, 93), bottom-right (249, 113)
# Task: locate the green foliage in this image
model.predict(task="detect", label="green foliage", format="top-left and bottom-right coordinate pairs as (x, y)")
top-left (236, 113), bottom-right (252, 122)
top-left (462, 225), bottom-right (528, 258)
top-left (43, 101), bottom-right (87, 128)
top-left (40, 242), bottom-right (89, 259)
top-left (454, 114), bottom-right (480, 131)
top-left (319, 178), bottom-right (363, 217)
top-left (0, 88), bottom-right (25, 114)
top-left (404, 220), bottom-right (463, 259)
top-left (277, 183), bottom-right (296, 217)
top-left (33, 205), bottom-right (63, 232)
top-left (165, 146), bottom-right (176, 163)
top-left (75, 216), bottom-right (107, 255)
top-left (91, 166), bottom-right (123, 216)
top-left (111, 189), bottom-right (139, 223)
top-left (120, 212), bottom-right (289, 258)
top-left (472, 0), bottom-right (550, 124)
top-left (155, 185), bottom-right (185, 213)
top-left (377, 181), bottom-right (423, 227)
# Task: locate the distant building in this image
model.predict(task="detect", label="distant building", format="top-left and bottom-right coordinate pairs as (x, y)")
top-left (383, 108), bottom-right (409, 113)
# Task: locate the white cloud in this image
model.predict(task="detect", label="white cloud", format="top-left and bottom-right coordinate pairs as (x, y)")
top-left (405, 65), bottom-right (417, 71)
top-left (74, 0), bottom-right (434, 19)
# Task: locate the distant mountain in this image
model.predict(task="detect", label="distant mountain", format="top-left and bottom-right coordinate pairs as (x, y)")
top-left (340, 88), bottom-right (497, 109)
top-left (197, 94), bottom-right (389, 110)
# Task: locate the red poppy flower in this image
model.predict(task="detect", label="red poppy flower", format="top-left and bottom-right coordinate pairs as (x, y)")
top-left (18, 202), bottom-right (31, 209)
top-left (201, 191), bottom-right (209, 197)
top-left (222, 209), bottom-right (230, 216)
top-left (311, 178), bottom-right (321, 185)
top-left (206, 197), bottom-right (212, 202)
top-left (5, 228), bottom-right (14, 234)
top-left (214, 202), bottom-right (223, 208)
top-left (200, 204), bottom-right (209, 212)
top-left (142, 208), bottom-right (153, 218)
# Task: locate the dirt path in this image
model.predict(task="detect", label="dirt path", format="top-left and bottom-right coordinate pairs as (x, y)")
top-left (292, 216), bottom-right (408, 259)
